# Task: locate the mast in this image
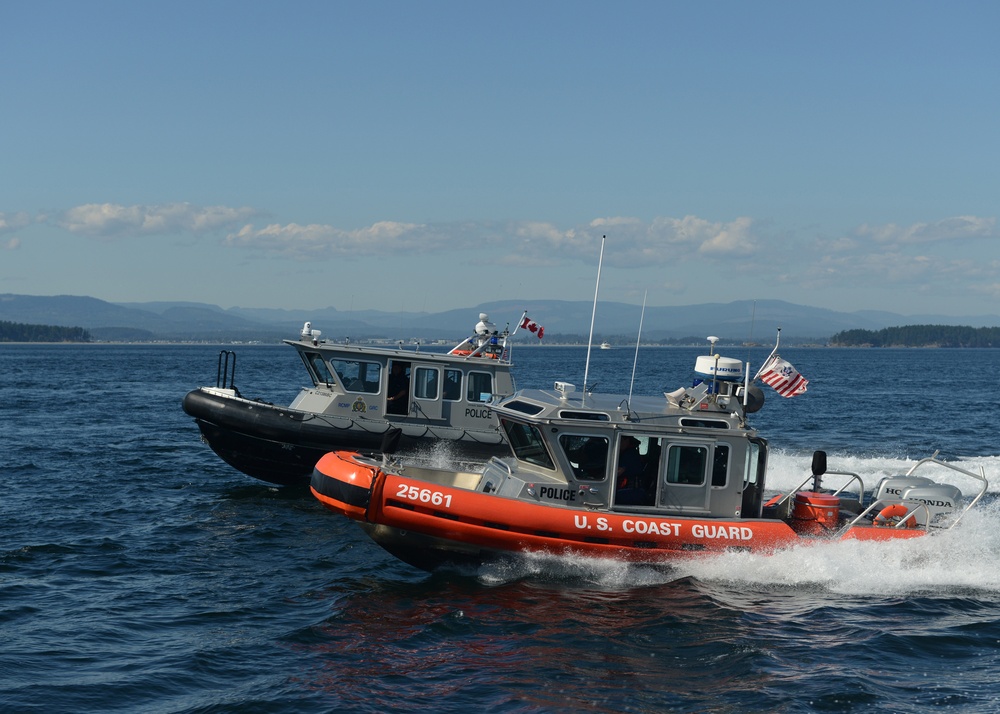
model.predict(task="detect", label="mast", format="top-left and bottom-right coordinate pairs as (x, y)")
top-left (582, 235), bottom-right (606, 404)
top-left (627, 290), bottom-right (647, 408)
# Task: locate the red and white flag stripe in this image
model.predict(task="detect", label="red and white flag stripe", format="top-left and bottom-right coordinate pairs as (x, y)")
top-left (758, 355), bottom-right (808, 398)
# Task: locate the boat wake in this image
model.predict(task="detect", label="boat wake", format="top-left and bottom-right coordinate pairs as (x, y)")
top-left (474, 497), bottom-right (1000, 596)
top-left (764, 450), bottom-right (1000, 495)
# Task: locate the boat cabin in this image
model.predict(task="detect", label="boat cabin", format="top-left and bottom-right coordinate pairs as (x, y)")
top-left (481, 371), bottom-right (769, 520)
top-left (285, 318), bottom-right (516, 431)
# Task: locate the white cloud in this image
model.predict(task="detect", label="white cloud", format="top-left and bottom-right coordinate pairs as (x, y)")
top-left (855, 215), bottom-right (997, 245)
top-left (3, 237), bottom-right (20, 250)
top-left (224, 220), bottom-right (445, 258)
top-left (223, 214), bottom-right (760, 265)
top-left (975, 282), bottom-right (1000, 299)
top-left (794, 215), bottom-right (1000, 302)
top-left (56, 203), bottom-right (258, 239)
top-left (0, 211), bottom-right (30, 234)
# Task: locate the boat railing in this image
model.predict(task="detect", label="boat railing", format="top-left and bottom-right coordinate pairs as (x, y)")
top-left (216, 350), bottom-right (237, 390)
top-left (770, 469), bottom-right (866, 513)
top-left (487, 456), bottom-right (513, 477)
top-left (903, 451), bottom-right (990, 530)
top-left (842, 499), bottom-right (931, 532)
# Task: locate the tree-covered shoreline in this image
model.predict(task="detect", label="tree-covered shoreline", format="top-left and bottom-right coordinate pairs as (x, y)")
top-left (0, 320), bottom-right (91, 342)
top-left (830, 325), bottom-right (1000, 347)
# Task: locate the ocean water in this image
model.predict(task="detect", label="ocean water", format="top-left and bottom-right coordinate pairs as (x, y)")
top-left (3, 342), bottom-right (1000, 713)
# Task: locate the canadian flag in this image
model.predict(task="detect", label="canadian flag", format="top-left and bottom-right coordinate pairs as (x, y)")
top-left (520, 316), bottom-right (545, 339)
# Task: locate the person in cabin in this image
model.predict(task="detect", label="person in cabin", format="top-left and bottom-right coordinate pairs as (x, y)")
top-left (443, 372), bottom-right (461, 401)
top-left (386, 363), bottom-right (410, 415)
top-left (617, 436), bottom-right (643, 489)
top-left (616, 435), bottom-right (650, 505)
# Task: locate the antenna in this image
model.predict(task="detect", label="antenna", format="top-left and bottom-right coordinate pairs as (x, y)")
top-left (582, 235), bottom-right (606, 403)
top-left (745, 299), bottom-right (757, 366)
top-left (627, 290), bottom-right (647, 408)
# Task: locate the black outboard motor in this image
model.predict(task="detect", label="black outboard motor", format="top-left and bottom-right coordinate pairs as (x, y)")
top-left (811, 450), bottom-right (827, 492)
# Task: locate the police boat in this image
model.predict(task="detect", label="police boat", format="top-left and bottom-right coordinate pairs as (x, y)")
top-left (183, 312), bottom-right (526, 486)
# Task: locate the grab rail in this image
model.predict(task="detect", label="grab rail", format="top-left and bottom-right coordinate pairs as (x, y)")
top-left (903, 451), bottom-right (989, 530)
top-left (843, 499), bottom-right (931, 531)
top-left (769, 468), bottom-right (866, 515)
top-left (216, 350), bottom-right (236, 389)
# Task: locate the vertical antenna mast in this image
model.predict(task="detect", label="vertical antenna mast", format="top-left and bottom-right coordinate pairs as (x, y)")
top-left (627, 290), bottom-right (647, 408)
top-left (582, 235), bottom-right (606, 404)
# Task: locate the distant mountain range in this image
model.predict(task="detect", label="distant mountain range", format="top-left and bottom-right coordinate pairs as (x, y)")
top-left (2, 293), bottom-right (998, 343)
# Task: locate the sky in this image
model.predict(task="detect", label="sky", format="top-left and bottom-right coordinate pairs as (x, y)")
top-left (2, 1), bottom-right (998, 317)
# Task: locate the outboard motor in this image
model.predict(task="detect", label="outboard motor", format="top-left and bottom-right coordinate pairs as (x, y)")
top-left (873, 475), bottom-right (962, 523)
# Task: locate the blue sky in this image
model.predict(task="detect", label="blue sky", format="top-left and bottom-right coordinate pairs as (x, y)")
top-left (2, 1), bottom-right (998, 316)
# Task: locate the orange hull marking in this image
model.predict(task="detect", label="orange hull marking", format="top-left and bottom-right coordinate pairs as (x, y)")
top-left (840, 526), bottom-right (926, 542)
top-left (372, 473), bottom-right (804, 558)
top-left (311, 451), bottom-right (380, 520)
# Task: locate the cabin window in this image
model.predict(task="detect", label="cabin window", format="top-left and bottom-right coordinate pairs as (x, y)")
top-left (443, 369), bottom-right (462, 401)
top-left (467, 371), bottom-right (493, 403)
top-left (712, 444), bottom-right (730, 487)
top-left (501, 419), bottom-right (555, 469)
top-left (413, 366), bottom-right (439, 400)
top-left (558, 411), bottom-right (610, 421)
top-left (330, 359), bottom-right (382, 393)
top-left (679, 418), bottom-right (730, 430)
top-left (666, 444), bottom-right (707, 485)
top-left (504, 400), bottom-right (545, 415)
top-left (744, 439), bottom-right (766, 487)
top-left (559, 434), bottom-right (609, 481)
top-left (305, 353), bottom-right (334, 385)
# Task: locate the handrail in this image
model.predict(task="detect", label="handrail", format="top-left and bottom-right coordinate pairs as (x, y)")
top-left (770, 468), bottom-right (866, 510)
top-left (216, 350), bottom-right (236, 389)
top-left (487, 456), bottom-right (513, 477)
top-left (903, 451), bottom-right (989, 530)
top-left (823, 470), bottom-right (866, 500)
top-left (842, 499), bottom-right (930, 532)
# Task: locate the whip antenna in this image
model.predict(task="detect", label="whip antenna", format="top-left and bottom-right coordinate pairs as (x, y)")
top-left (582, 235), bottom-right (606, 404)
top-left (627, 290), bottom-right (647, 408)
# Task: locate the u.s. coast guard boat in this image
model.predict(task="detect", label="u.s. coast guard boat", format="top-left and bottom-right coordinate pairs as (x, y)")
top-left (183, 312), bottom-right (525, 486)
top-left (311, 340), bottom-right (989, 571)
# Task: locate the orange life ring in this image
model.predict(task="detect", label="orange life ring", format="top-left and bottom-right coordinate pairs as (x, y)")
top-left (450, 349), bottom-right (498, 359)
top-left (873, 504), bottom-right (917, 528)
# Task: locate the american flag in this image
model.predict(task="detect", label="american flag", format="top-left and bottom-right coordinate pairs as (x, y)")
top-left (758, 354), bottom-right (808, 397)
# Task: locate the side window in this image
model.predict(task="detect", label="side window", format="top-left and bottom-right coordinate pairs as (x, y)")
top-left (501, 419), bottom-right (555, 469)
top-left (559, 434), bottom-right (609, 482)
top-left (305, 353), bottom-right (334, 385)
top-left (413, 367), bottom-right (439, 400)
top-left (666, 445), bottom-right (707, 485)
top-left (744, 440), bottom-right (765, 487)
top-left (443, 369), bottom-right (462, 401)
top-left (331, 359), bottom-right (381, 393)
top-left (467, 371), bottom-right (493, 403)
top-left (712, 444), bottom-right (729, 487)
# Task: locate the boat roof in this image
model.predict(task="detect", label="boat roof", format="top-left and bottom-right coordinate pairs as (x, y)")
top-left (285, 338), bottom-right (513, 365)
top-left (283, 312), bottom-right (519, 366)
top-left (493, 383), bottom-right (751, 433)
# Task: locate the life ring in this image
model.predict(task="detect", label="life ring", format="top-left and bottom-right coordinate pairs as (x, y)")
top-left (873, 504), bottom-right (917, 528)
top-left (450, 349), bottom-right (498, 359)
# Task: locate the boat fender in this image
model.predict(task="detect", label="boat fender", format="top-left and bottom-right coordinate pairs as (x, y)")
top-left (873, 504), bottom-right (917, 528)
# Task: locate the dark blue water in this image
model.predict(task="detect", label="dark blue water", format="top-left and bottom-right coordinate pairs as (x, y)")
top-left (3, 343), bottom-right (1000, 712)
